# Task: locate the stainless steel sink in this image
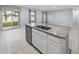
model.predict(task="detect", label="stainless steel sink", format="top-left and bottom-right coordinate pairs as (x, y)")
top-left (35, 25), bottom-right (51, 30)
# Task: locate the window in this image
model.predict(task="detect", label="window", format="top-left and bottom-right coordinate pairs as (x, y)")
top-left (2, 11), bottom-right (12, 22)
top-left (29, 10), bottom-right (36, 23)
top-left (42, 12), bottom-right (47, 23)
top-left (2, 10), bottom-right (20, 29)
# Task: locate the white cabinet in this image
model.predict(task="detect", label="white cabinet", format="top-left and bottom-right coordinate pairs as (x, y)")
top-left (32, 29), bottom-right (47, 53)
top-left (32, 32), bottom-right (40, 49)
top-left (32, 28), bottom-right (68, 54)
top-left (48, 34), bottom-right (61, 44)
top-left (48, 39), bottom-right (65, 54)
top-left (39, 36), bottom-right (47, 53)
top-left (47, 35), bottom-right (68, 54)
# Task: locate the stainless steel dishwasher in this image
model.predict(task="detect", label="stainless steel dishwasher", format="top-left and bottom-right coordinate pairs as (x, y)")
top-left (26, 25), bottom-right (32, 44)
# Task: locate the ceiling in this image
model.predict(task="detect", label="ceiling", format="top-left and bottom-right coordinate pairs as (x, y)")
top-left (20, 5), bottom-right (79, 11)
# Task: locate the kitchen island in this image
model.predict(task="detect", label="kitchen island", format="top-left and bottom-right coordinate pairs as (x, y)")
top-left (26, 23), bottom-right (70, 54)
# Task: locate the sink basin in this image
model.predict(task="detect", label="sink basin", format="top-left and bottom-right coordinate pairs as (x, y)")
top-left (35, 25), bottom-right (51, 30)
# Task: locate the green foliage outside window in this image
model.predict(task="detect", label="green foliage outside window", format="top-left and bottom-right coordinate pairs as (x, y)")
top-left (3, 22), bottom-right (18, 27)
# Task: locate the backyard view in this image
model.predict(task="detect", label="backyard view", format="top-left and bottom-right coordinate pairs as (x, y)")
top-left (2, 10), bottom-right (20, 30)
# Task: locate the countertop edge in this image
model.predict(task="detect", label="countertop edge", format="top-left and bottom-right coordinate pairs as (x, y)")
top-left (26, 25), bottom-right (68, 39)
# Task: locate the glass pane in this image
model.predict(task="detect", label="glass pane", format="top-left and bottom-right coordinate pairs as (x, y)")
top-left (13, 12), bottom-right (18, 21)
top-left (6, 15), bottom-right (12, 22)
top-left (31, 16), bottom-right (35, 21)
top-left (2, 16), bottom-right (5, 22)
top-left (12, 11), bottom-right (19, 26)
top-left (6, 11), bottom-right (11, 15)
top-left (43, 12), bottom-right (47, 23)
top-left (2, 10), bottom-right (13, 30)
top-left (31, 12), bottom-right (35, 15)
top-left (2, 11), bottom-right (12, 22)
top-left (31, 11), bottom-right (35, 15)
top-left (30, 10), bottom-right (36, 23)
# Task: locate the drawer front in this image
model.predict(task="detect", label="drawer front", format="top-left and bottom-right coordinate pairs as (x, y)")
top-left (32, 28), bottom-right (47, 37)
top-left (48, 35), bottom-right (62, 44)
top-left (32, 32), bottom-right (41, 49)
top-left (48, 39), bottom-right (64, 54)
top-left (32, 32), bottom-right (47, 53)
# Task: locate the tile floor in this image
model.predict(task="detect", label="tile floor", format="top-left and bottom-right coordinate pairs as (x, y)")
top-left (0, 28), bottom-right (40, 54)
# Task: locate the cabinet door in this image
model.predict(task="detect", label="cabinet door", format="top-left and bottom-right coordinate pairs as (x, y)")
top-left (32, 31), bottom-right (47, 53)
top-left (48, 40), bottom-right (64, 54)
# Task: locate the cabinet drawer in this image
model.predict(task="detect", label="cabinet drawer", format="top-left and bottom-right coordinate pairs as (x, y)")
top-left (32, 28), bottom-right (47, 37)
top-left (48, 40), bottom-right (64, 54)
top-left (48, 35), bottom-right (62, 44)
top-left (32, 32), bottom-right (47, 53)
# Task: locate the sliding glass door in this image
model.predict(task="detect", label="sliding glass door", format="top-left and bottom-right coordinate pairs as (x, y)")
top-left (2, 10), bottom-right (20, 30)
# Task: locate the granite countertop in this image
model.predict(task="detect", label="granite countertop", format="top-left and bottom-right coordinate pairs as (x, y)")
top-left (26, 23), bottom-right (71, 39)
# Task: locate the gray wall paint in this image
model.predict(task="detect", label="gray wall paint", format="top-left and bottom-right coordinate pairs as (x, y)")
top-left (47, 9), bottom-right (73, 27)
top-left (36, 11), bottom-right (42, 23)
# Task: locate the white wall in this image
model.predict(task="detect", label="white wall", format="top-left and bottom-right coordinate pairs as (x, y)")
top-left (69, 28), bottom-right (79, 53)
top-left (73, 9), bottom-right (79, 28)
top-left (69, 8), bottom-right (79, 53)
top-left (20, 8), bottom-right (43, 28)
top-left (47, 9), bottom-right (73, 27)
top-left (0, 6), bottom-right (29, 28)
top-left (36, 11), bottom-right (42, 23)
top-left (20, 8), bottom-right (29, 28)
top-left (0, 6), bottom-right (43, 29)
top-left (0, 7), bottom-right (2, 30)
